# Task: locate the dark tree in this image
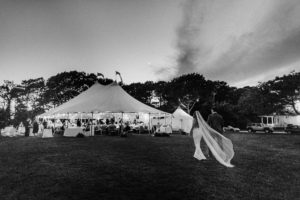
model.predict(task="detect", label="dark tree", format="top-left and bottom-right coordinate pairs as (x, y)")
top-left (21, 77), bottom-right (47, 112)
top-left (264, 71), bottom-right (300, 114)
top-left (0, 108), bottom-right (9, 128)
top-left (44, 71), bottom-right (98, 107)
top-left (123, 81), bottom-right (155, 105)
top-left (0, 80), bottom-right (24, 125)
top-left (153, 81), bottom-right (168, 109)
top-left (13, 101), bottom-right (29, 127)
top-left (164, 73), bottom-right (213, 114)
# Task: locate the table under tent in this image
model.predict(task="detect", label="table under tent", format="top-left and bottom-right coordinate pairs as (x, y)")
top-left (38, 81), bottom-right (170, 137)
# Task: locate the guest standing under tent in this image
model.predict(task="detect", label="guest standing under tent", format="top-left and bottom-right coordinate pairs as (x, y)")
top-left (38, 121), bottom-right (44, 136)
top-left (24, 118), bottom-right (32, 137)
top-left (77, 119), bottom-right (81, 127)
top-left (32, 119), bottom-right (39, 136)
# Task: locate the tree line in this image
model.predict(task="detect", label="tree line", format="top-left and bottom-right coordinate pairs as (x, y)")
top-left (0, 71), bottom-right (299, 129)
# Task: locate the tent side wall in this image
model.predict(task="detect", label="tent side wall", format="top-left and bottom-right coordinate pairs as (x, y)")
top-left (172, 108), bottom-right (193, 133)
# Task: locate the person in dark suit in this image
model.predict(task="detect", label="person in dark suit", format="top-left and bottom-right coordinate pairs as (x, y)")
top-left (24, 118), bottom-right (31, 137)
top-left (207, 107), bottom-right (224, 134)
top-left (207, 107), bottom-right (225, 152)
top-left (32, 119), bottom-right (39, 135)
top-left (76, 119), bottom-right (81, 127)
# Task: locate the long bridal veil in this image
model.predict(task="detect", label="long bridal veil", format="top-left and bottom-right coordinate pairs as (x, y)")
top-left (193, 111), bottom-right (234, 167)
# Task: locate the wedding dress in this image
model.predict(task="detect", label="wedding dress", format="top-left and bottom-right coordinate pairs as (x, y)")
top-left (192, 111), bottom-right (234, 167)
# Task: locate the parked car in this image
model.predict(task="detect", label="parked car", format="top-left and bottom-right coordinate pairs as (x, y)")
top-left (285, 124), bottom-right (300, 134)
top-left (223, 126), bottom-right (240, 132)
top-left (246, 123), bottom-right (273, 133)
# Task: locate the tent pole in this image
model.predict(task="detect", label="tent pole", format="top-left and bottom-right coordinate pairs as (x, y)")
top-left (53, 114), bottom-right (56, 135)
top-left (164, 113), bottom-right (166, 125)
top-left (91, 112), bottom-right (94, 136)
top-left (181, 119), bottom-right (183, 132)
top-left (148, 113), bottom-right (151, 135)
top-left (67, 113), bottom-right (70, 128)
top-left (121, 112), bottom-right (124, 136)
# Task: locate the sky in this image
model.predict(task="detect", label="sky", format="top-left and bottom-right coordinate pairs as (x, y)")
top-left (173, 0), bottom-right (300, 86)
top-left (0, 0), bottom-right (299, 87)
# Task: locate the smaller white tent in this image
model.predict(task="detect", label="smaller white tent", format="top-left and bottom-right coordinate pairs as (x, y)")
top-left (172, 107), bottom-right (193, 134)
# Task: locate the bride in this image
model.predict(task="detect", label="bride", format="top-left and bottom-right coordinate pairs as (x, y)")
top-left (191, 111), bottom-right (234, 167)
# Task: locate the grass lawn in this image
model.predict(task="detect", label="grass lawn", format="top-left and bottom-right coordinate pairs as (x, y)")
top-left (0, 133), bottom-right (299, 200)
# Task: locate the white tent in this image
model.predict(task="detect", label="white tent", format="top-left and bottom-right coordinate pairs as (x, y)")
top-left (172, 107), bottom-right (193, 134)
top-left (39, 81), bottom-right (167, 116)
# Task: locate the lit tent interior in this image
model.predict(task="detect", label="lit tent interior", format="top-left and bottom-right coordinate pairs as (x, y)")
top-left (38, 81), bottom-right (169, 126)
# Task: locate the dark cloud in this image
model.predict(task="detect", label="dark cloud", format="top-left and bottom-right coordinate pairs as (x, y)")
top-left (175, 0), bottom-right (206, 75)
top-left (174, 0), bottom-right (300, 86)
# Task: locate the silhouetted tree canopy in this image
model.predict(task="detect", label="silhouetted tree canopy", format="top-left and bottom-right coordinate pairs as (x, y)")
top-left (0, 70), bottom-right (298, 128)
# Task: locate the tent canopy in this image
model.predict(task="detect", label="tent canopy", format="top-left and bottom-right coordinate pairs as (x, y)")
top-left (39, 82), bottom-right (167, 117)
top-left (172, 107), bottom-right (193, 133)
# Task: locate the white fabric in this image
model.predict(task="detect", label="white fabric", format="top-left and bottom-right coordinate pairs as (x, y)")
top-left (63, 127), bottom-right (92, 137)
top-left (64, 127), bottom-right (84, 137)
top-left (54, 120), bottom-right (63, 127)
top-left (70, 113), bottom-right (93, 120)
top-left (192, 128), bottom-right (207, 160)
top-left (90, 126), bottom-right (95, 136)
top-left (1, 126), bottom-right (17, 137)
top-left (38, 124), bottom-right (44, 134)
top-left (39, 82), bottom-right (167, 116)
top-left (18, 122), bottom-right (25, 135)
top-left (172, 107), bottom-right (193, 133)
top-left (42, 129), bottom-right (53, 138)
top-left (18, 127), bottom-right (25, 134)
top-left (29, 128), bottom-right (34, 136)
top-left (157, 125), bottom-right (172, 134)
top-left (192, 111), bottom-right (234, 168)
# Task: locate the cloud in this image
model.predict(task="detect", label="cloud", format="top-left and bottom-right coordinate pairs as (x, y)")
top-left (174, 0), bottom-right (300, 86)
top-left (150, 62), bottom-right (176, 81)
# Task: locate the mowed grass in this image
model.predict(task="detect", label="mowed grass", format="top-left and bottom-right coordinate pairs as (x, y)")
top-left (0, 133), bottom-right (299, 200)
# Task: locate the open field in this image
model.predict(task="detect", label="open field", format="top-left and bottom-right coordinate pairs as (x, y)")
top-left (0, 133), bottom-right (299, 200)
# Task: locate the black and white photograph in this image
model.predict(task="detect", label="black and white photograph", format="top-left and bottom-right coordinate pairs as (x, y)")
top-left (0, 0), bottom-right (299, 199)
